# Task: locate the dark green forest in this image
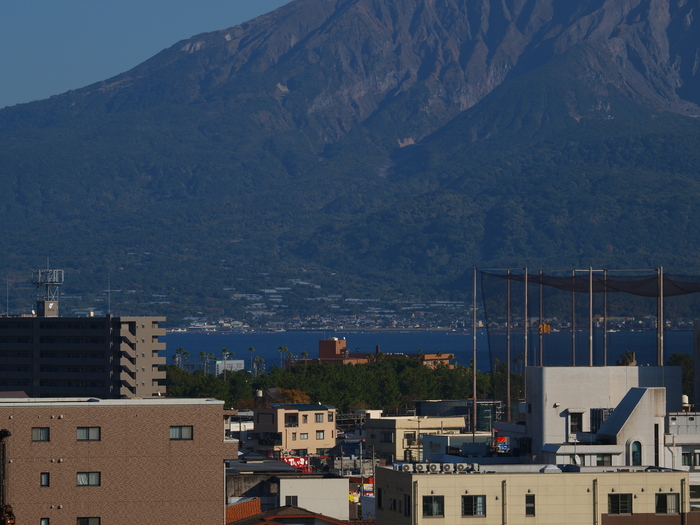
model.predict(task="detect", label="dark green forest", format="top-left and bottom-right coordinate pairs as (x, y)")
top-left (163, 351), bottom-right (695, 414)
top-left (164, 358), bottom-right (496, 413)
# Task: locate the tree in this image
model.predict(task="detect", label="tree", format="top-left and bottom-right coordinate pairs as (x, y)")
top-left (278, 346), bottom-right (288, 368)
top-left (619, 350), bottom-right (636, 366)
top-left (248, 346), bottom-right (255, 372)
top-left (221, 348), bottom-right (229, 381)
top-left (668, 352), bottom-right (695, 404)
top-left (174, 347), bottom-right (189, 369)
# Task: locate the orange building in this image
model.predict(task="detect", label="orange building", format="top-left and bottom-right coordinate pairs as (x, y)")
top-left (292, 338), bottom-right (453, 369)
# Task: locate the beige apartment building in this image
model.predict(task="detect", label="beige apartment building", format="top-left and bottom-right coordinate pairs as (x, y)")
top-left (0, 397), bottom-right (235, 524)
top-left (376, 463), bottom-right (698, 525)
top-left (251, 404), bottom-right (337, 458)
top-left (365, 416), bottom-right (467, 463)
top-left (0, 315), bottom-right (166, 398)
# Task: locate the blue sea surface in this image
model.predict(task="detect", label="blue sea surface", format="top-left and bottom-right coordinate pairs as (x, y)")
top-left (162, 329), bottom-right (694, 372)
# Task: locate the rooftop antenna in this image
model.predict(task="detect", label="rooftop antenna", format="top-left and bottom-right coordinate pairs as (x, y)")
top-left (31, 266), bottom-right (64, 317)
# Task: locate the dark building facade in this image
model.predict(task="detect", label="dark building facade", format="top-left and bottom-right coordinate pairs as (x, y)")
top-left (0, 315), bottom-right (166, 398)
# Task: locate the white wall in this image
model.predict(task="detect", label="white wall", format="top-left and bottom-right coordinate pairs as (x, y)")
top-left (279, 477), bottom-right (349, 520)
top-left (526, 366), bottom-right (681, 455)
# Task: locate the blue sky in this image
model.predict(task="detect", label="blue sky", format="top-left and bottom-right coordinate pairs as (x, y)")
top-left (0, 0), bottom-right (293, 109)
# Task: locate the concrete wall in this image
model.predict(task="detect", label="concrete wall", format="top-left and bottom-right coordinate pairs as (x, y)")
top-left (526, 366), bottom-right (681, 455)
top-left (279, 477), bottom-right (349, 520)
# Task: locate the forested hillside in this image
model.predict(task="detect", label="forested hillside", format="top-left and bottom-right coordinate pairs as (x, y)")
top-left (1, 0), bottom-right (699, 317)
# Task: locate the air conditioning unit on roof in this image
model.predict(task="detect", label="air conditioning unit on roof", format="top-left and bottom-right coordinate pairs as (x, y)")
top-left (455, 463), bottom-right (469, 472)
top-left (401, 464), bottom-right (414, 473)
top-left (428, 463), bottom-right (440, 473)
top-left (415, 463), bottom-right (427, 473)
top-left (442, 463), bottom-right (454, 473)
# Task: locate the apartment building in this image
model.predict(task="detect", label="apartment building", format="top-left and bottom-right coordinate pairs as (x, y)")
top-left (0, 397), bottom-right (234, 524)
top-left (365, 415), bottom-right (467, 464)
top-left (0, 314), bottom-right (166, 398)
top-left (251, 404), bottom-right (337, 458)
top-left (376, 463), bottom-right (697, 525)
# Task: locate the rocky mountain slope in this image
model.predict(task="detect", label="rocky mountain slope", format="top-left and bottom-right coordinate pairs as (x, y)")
top-left (1, 0), bottom-right (699, 312)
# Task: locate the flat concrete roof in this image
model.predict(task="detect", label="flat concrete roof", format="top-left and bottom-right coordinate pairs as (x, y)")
top-left (0, 397), bottom-right (224, 407)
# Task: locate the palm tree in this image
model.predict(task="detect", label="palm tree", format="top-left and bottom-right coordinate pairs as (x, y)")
top-left (222, 348), bottom-right (232, 381)
top-left (248, 346), bottom-right (255, 372)
top-left (253, 355), bottom-right (265, 377)
top-left (174, 347), bottom-right (189, 369)
top-left (278, 346), bottom-right (288, 368)
top-left (207, 352), bottom-right (216, 374)
top-left (199, 351), bottom-right (207, 373)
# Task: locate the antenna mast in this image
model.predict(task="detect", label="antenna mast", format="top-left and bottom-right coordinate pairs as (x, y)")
top-left (31, 268), bottom-right (64, 317)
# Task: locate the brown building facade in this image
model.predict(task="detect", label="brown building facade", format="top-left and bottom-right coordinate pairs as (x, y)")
top-left (0, 397), bottom-right (235, 524)
top-left (0, 315), bottom-right (166, 398)
top-left (251, 404), bottom-right (337, 458)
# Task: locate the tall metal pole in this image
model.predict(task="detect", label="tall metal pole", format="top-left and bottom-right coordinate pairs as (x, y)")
top-left (523, 268), bottom-right (528, 395)
top-left (589, 267), bottom-right (593, 367)
top-left (506, 270), bottom-right (511, 422)
top-left (571, 269), bottom-right (576, 366)
top-left (472, 268), bottom-right (478, 437)
top-left (603, 269), bottom-right (608, 367)
top-left (658, 266), bottom-right (664, 366)
top-left (538, 269), bottom-right (543, 367)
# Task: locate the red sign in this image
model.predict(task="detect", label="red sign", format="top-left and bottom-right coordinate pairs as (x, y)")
top-left (282, 456), bottom-right (311, 472)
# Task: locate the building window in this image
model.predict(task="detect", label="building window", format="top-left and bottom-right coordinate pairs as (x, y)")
top-left (169, 426), bottom-right (193, 440)
top-left (315, 413), bottom-right (324, 423)
top-left (40, 472), bottom-right (50, 487)
top-left (76, 519), bottom-right (100, 525)
top-left (328, 412), bottom-right (334, 422)
top-left (40, 519), bottom-right (50, 525)
top-left (380, 432), bottom-right (394, 443)
top-left (292, 433), bottom-right (297, 441)
top-left (632, 441), bottom-right (642, 466)
top-left (422, 496), bottom-right (444, 517)
top-left (316, 430), bottom-right (325, 440)
top-left (404, 431), bottom-right (417, 445)
top-left (683, 452), bottom-right (693, 466)
top-left (656, 493), bottom-right (679, 514)
top-left (526, 494), bottom-right (536, 516)
top-left (285, 495), bottom-right (298, 506)
top-left (377, 488), bottom-right (383, 509)
top-left (404, 494), bottom-right (411, 516)
top-left (608, 493), bottom-right (633, 514)
top-left (570, 412), bottom-right (583, 434)
top-left (300, 433), bottom-right (308, 440)
top-left (77, 427), bottom-right (101, 441)
top-left (596, 454), bottom-right (612, 466)
top-left (32, 427), bottom-right (50, 442)
top-left (302, 415), bottom-right (308, 424)
top-left (76, 472), bottom-right (101, 486)
top-left (462, 495), bottom-right (486, 516)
